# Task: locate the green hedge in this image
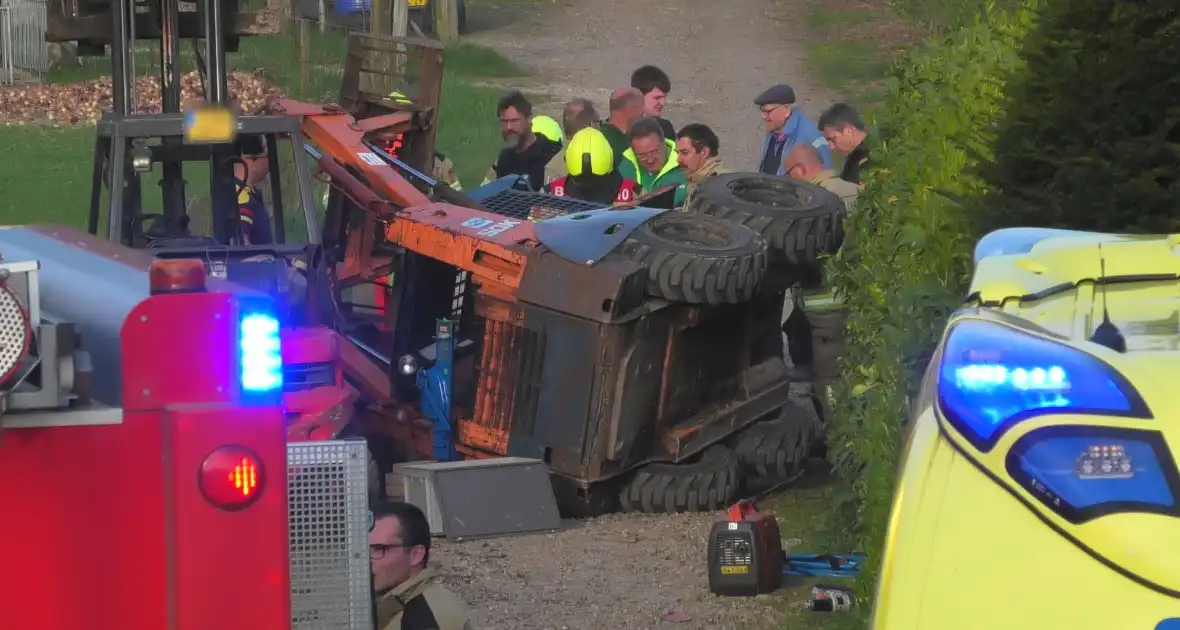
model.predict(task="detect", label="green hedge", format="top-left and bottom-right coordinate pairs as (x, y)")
top-left (977, 1), bottom-right (1180, 233)
top-left (823, 1), bottom-right (1036, 603)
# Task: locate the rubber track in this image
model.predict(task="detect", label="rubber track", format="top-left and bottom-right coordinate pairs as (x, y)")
top-left (733, 418), bottom-right (809, 480)
top-left (620, 447), bottom-right (742, 514)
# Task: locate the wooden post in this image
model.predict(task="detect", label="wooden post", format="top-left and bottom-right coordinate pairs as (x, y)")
top-left (391, 0), bottom-right (408, 75)
top-left (299, 19), bottom-right (310, 95)
top-left (317, 0), bottom-right (326, 33)
top-left (434, 0), bottom-right (458, 45)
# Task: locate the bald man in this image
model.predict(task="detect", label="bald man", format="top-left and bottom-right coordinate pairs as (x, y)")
top-left (781, 143), bottom-right (855, 409)
top-left (545, 98), bottom-right (600, 185)
top-left (783, 144), bottom-right (860, 212)
top-left (601, 87), bottom-right (645, 166)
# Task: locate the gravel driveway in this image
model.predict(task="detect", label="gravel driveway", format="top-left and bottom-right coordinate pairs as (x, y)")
top-left (427, 3), bottom-right (837, 627)
top-left (433, 512), bottom-right (777, 629)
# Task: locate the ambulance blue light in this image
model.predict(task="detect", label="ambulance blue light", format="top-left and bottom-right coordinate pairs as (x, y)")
top-left (1007, 427), bottom-right (1178, 524)
top-left (240, 313), bottom-right (282, 394)
top-left (937, 320), bottom-right (1148, 451)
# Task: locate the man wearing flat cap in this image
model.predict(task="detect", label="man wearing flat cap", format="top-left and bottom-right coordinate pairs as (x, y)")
top-left (754, 84), bottom-right (833, 176)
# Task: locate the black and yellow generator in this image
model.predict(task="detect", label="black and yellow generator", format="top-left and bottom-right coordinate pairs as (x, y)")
top-left (707, 500), bottom-right (784, 596)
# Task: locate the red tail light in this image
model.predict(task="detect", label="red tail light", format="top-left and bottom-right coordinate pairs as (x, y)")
top-left (199, 446), bottom-right (265, 511)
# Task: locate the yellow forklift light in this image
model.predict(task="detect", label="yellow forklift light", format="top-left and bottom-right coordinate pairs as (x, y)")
top-left (184, 106), bottom-right (238, 144)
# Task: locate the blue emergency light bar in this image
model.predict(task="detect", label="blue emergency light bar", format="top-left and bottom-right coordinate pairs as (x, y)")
top-left (239, 310), bottom-right (283, 402)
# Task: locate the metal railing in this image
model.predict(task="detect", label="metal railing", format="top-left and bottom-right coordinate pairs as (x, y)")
top-left (0, 0), bottom-right (47, 85)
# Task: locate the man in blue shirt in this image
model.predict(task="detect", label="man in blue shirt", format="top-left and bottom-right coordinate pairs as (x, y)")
top-left (754, 84), bottom-right (833, 176)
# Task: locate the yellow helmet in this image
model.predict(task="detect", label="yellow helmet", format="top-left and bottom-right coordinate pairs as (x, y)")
top-left (565, 127), bottom-right (614, 177)
top-left (531, 115), bottom-right (563, 144)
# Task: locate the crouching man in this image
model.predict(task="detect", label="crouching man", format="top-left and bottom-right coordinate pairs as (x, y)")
top-left (371, 501), bottom-right (474, 630)
top-left (546, 127), bottom-right (639, 205)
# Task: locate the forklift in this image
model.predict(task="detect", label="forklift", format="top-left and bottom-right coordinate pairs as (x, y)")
top-left (46, 0), bottom-right (320, 251)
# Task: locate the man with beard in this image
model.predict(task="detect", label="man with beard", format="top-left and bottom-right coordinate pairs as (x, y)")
top-left (545, 127), bottom-right (638, 205)
top-left (481, 90), bottom-right (562, 192)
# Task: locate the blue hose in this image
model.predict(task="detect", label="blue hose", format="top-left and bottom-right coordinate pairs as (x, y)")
top-left (783, 553), bottom-right (864, 578)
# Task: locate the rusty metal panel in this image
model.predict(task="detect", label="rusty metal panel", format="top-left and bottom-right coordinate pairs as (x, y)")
top-left (515, 250), bottom-right (650, 323)
top-left (466, 317), bottom-right (549, 458)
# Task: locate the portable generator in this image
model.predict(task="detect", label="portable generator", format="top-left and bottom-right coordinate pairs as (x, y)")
top-left (707, 500), bottom-right (783, 596)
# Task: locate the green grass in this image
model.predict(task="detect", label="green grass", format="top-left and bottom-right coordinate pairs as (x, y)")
top-left (807, 8), bottom-right (884, 30)
top-left (2, 33), bottom-right (525, 229)
top-left (803, 1), bottom-right (911, 109)
top-left (807, 41), bottom-right (892, 98)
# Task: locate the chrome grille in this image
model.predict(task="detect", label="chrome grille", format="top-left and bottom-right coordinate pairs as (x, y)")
top-left (288, 440), bottom-right (373, 630)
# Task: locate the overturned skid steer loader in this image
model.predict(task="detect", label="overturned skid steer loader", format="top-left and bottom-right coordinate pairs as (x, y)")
top-left (286, 98), bottom-right (845, 516)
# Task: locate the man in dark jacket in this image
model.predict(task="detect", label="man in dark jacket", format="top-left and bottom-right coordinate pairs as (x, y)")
top-left (481, 90), bottom-right (561, 191)
top-left (371, 501), bottom-right (472, 630)
top-left (818, 102), bottom-right (871, 185)
top-left (631, 65), bottom-right (676, 139)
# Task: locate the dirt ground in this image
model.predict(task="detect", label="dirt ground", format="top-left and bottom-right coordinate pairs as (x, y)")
top-left (425, 1), bottom-right (837, 628)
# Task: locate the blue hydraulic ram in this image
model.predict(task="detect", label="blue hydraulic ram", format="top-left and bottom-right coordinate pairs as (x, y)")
top-left (417, 319), bottom-right (457, 462)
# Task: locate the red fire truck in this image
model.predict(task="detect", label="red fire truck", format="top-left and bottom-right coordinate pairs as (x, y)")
top-left (0, 225), bottom-right (294, 630)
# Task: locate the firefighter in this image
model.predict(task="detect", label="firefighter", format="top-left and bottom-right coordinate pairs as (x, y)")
top-left (544, 98), bottom-right (598, 185)
top-left (371, 501), bottom-right (473, 630)
top-left (234, 141), bottom-right (273, 245)
top-left (545, 127), bottom-right (638, 205)
top-left (531, 114), bottom-right (564, 145)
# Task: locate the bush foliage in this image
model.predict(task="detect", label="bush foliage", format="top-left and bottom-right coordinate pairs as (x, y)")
top-left (824, 2), bottom-right (1035, 601)
top-left (978, 1), bottom-right (1180, 233)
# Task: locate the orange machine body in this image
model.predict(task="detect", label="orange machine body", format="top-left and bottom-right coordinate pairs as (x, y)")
top-left (273, 98), bottom-right (793, 514)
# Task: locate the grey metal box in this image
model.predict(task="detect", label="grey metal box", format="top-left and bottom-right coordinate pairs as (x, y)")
top-left (395, 457), bottom-right (562, 540)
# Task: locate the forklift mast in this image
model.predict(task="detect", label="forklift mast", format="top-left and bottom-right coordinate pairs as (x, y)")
top-left (70, 0), bottom-right (317, 248)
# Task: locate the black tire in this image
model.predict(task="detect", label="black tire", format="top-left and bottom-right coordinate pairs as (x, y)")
top-left (615, 213), bottom-right (768, 305)
top-left (687, 173), bottom-right (845, 266)
top-left (619, 446), bottom-right (741, 513)
top-left (732, 399), bottom-right (821, 481)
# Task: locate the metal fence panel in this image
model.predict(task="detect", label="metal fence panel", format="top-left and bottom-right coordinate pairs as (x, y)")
top-left (0, 0), bottom-right (47, 84)
top-left (288, 439), bottom-right (373, 630)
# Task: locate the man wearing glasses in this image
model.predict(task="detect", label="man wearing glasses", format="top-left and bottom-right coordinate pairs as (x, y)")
top-left (753, 84), bottom-right (833, 176)
top-left (370, 501), bottom-right (473, 630)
